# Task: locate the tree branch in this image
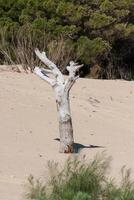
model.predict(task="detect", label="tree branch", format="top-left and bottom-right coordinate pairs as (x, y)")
top-left (35, 49), bottom-right (64, 84)
top-left (34, 67), bottom-right (56, 86)
top-left (34, 49), bottom-right (84, 91)
top-left (65, 61), bottom-right (83, 92)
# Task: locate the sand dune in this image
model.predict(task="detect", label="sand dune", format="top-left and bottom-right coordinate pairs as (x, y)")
top-left (0, 71), bottom-right (134, 200)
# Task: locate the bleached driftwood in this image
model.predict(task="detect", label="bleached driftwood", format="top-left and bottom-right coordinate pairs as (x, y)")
top-left (34, 49), bottom-right (83, 153)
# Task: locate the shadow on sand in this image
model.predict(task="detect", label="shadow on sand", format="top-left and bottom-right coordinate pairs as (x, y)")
top-left (54, 138), bottom-right (104, 153)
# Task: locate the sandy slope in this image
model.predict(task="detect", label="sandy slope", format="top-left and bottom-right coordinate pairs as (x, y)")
top-left (0, 71), bottom-right (134, 200)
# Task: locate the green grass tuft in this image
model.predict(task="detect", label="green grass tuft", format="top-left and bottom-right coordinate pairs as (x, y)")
top-left (26, 153), bottom-right (134, 200)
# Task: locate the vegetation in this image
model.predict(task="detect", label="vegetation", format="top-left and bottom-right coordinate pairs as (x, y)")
top-left (0, 0), bottom-right (134, 79)
top-left (26, 154), bottom-right (134, 200)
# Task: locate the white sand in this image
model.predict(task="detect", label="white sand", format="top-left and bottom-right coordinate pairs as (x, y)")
top-left (0, 71), bottom-right (134, 199)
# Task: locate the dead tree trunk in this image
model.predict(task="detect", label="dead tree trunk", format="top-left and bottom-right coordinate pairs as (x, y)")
top-left (34, 49), bottom-right (83, 153)
top-left (55, 86), bottom-right (74, 153)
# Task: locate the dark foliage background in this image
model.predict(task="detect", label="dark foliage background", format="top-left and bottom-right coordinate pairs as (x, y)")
top-left (0, 0), bottom-right (134, 79)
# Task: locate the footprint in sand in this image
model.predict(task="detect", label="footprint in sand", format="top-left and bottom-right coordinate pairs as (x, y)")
top-left (88, 97), bottom-right (100, 107)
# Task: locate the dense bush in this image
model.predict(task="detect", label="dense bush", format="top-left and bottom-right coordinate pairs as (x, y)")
top-left (26, 154), bottom-right (134, 200)
top-left (0, 0), bottom-right (134, 79)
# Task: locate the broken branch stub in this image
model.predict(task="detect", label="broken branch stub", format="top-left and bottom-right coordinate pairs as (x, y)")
top-left (34, 49), bottom-right (83, 153)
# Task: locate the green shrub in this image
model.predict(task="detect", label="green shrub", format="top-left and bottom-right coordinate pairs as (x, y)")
top-left (26, 154), bottom-right (134, 200)
top-left (0, 0), bottom-right (134, 79)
